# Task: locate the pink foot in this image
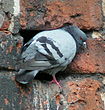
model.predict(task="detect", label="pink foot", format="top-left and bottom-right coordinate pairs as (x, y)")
top-left (49, 75), bottom-right (62, 88)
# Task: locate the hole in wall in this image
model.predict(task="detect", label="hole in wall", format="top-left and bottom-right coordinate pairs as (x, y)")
top-left (19, 30), bottom-right (42, 44)
top-left (35, 72), bottom-right (52, 81)
top-left (19, 29), bottom-right (53, 81)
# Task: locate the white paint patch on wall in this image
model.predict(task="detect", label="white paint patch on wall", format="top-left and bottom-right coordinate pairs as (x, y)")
top-left (102, 0), bottom-right (105, 16)
top-left (8, 17), bottom-right (14, 32)
top-left (13, 0), bottom-right (20, 16)
top-left (9, 0), bottom-right (20, 32)
top-left (92, 31), bottom-right (102, 39)
top-left (102, 76), bottom-right (105, 84)
top-left (0, 14), bottom-right (4, 28)
top-left (100, 93), bottom-right (105, 110)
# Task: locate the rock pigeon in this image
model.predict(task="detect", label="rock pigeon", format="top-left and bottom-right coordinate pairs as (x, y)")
top-left (15, 25), bottom-right (87, 87)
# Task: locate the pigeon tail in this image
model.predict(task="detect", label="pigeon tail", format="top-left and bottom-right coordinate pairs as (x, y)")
top-left (15, 69), bottom-right (38, 84)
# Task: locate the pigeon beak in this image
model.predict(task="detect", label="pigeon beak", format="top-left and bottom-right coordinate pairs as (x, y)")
top-left (83, 42), bottom-right (87, 48)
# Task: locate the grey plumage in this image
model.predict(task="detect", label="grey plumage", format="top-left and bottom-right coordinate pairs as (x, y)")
top-left (15, 25), bottom-right (87, 84)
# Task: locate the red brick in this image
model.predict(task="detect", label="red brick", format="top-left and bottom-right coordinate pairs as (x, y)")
top-left (65, 78), bottom-right (104, 110)
top-left (20, 0), bottom-right (103, 30)
top-left (68, 38), bottom-right (105, 73)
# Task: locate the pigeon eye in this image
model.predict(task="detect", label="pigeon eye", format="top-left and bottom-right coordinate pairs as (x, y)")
top-left (80, 37), bottom-right (83, 40)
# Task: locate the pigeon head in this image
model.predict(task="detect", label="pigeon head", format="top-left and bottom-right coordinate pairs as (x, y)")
top-left (63, 25), bottom-right (87, 51)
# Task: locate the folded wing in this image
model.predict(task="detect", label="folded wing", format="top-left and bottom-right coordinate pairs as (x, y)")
top-left (17, 36), bottom-right (61, 71)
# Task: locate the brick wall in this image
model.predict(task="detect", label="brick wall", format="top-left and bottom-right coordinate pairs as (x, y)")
top-left (0, 0), bottom-right (105, 109)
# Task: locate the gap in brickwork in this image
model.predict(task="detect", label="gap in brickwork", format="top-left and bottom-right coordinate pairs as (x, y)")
top-left (19, 29), bottom-right (52, 81)
top-left (18, 28), bottom-right (91, 81)
top-left (19, 30), bottom-right (42, 44)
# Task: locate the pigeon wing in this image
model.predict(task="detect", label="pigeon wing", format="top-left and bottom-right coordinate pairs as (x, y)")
top-left (18, 37), bottom-right (60, 71)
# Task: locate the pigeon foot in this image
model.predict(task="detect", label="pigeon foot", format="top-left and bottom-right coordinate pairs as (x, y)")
top-left (49, 75), bottom-right (62, 88)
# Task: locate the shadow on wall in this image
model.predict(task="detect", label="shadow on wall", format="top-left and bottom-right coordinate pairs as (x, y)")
top-left (19, 30), bottom-right (41, 44)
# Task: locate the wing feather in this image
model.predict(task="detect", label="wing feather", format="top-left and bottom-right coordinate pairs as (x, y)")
top-left (18, 37), bottom-right (60, 70)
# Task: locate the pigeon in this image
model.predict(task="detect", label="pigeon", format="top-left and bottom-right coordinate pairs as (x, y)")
top-left (15, 25), bottom-right (87, 87)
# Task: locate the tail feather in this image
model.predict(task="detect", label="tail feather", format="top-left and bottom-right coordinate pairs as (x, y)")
top-left (15, 69), bottom-right (38, 84)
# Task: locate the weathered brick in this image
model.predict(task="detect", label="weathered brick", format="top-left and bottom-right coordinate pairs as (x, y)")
top-left (0, 31), bottom-right (23, 69)
top-left (0, 71), bottom-right (104, 110)
top-left (0, 13), bottom-right (4, 28)
top-left (67, 38), bottom-right (105, 73)
top-left (0, 11), bottom-right (10, 30)
top-left (0, 71), bottom-right (34, 109)
top-left (66, 79), bottom-right (104, 110)
top-left (0, 0), bottom-right (21, 33)
top-left (20, 0), bottom-right (103, 30)
top-left (0, 0), bottom-right (104, 109)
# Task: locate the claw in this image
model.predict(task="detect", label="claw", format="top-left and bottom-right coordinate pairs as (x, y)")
top-left (49, 75), bottom-right (62, 88)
